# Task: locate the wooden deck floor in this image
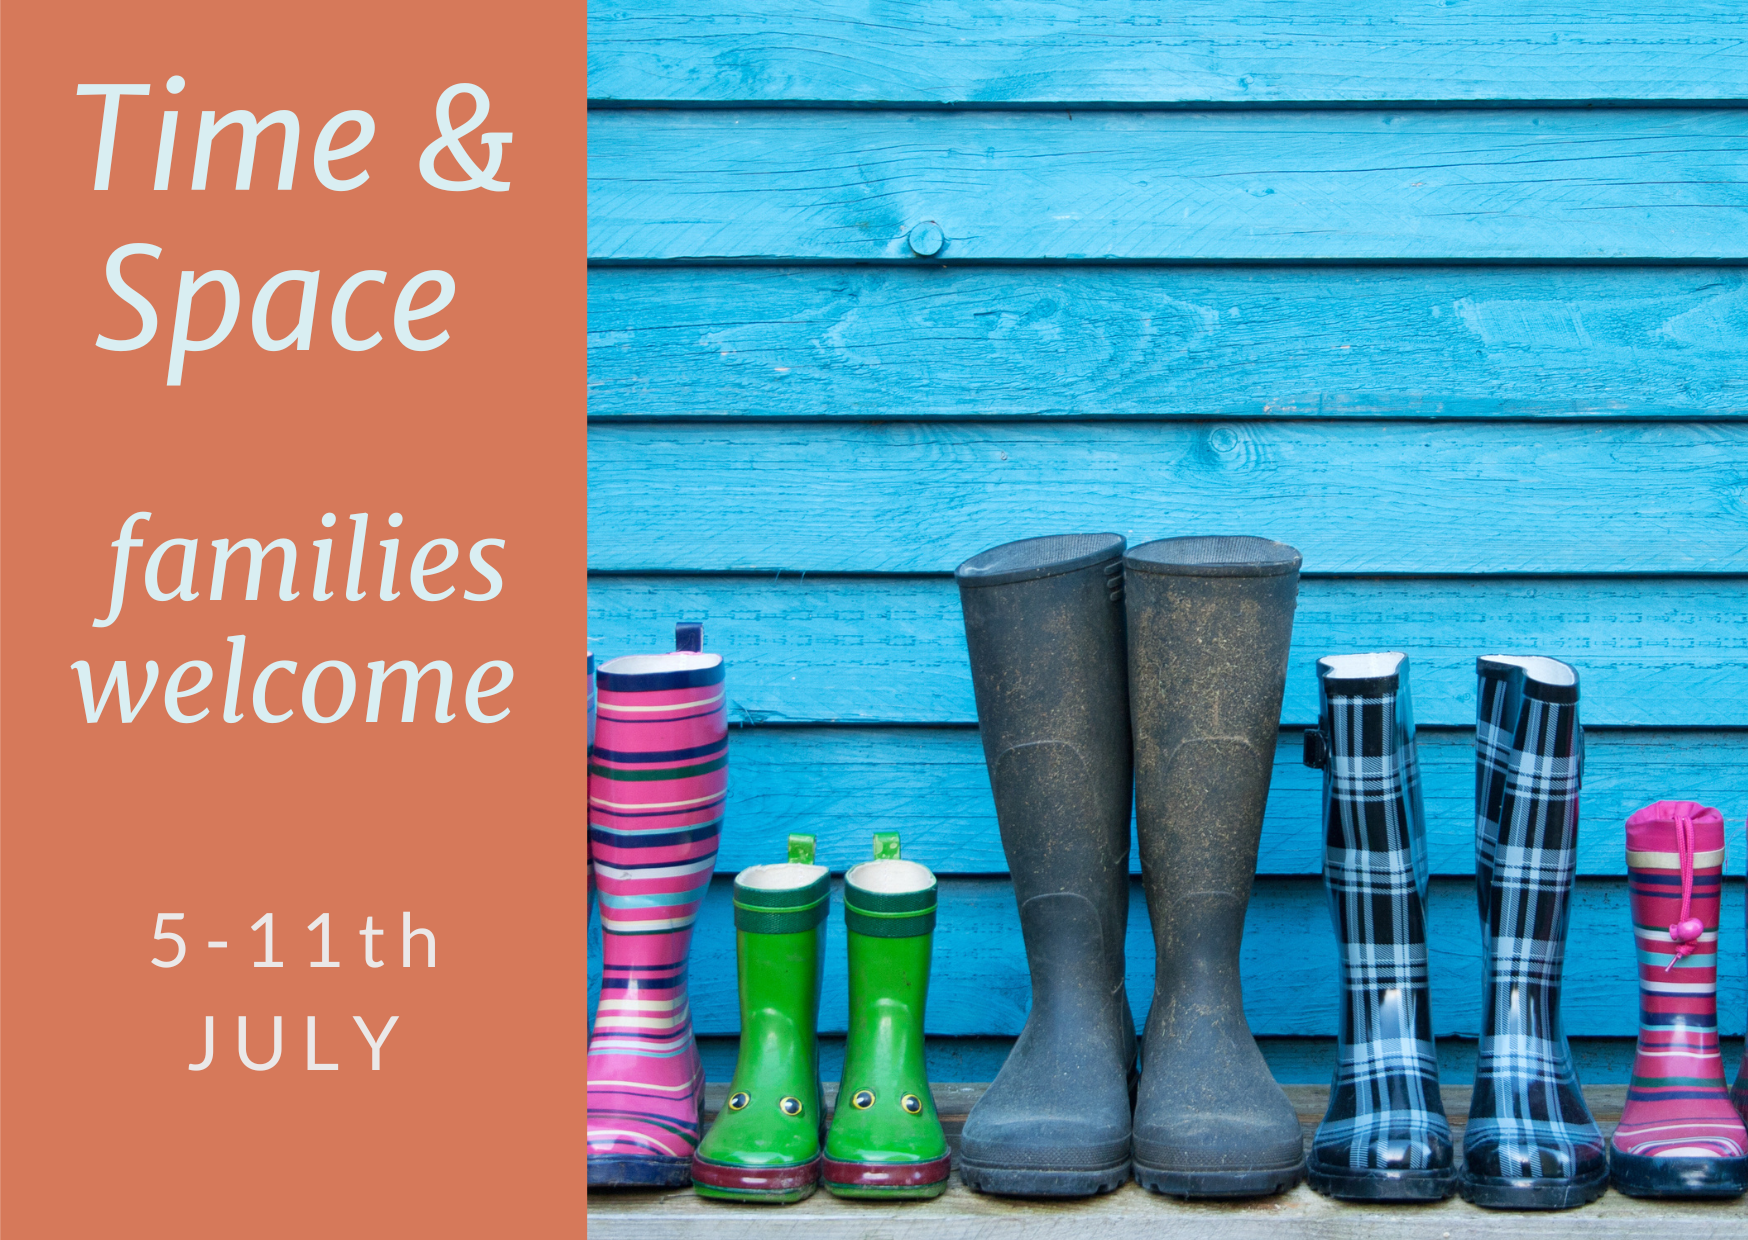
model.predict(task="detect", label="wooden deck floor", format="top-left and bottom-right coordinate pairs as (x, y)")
top-left (587, 1083), bottom-right (1748, 1237)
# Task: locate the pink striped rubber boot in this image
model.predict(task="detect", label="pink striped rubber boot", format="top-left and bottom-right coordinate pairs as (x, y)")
top-left (1737, 824), bottom-right (1748, 1125)
top-left (586, 625), bottom-right (725, 1188)
top-left (1737, 1046), bottom-right (1748, 1131)
top-left (1610, 801), bottom-right (1748, 1198)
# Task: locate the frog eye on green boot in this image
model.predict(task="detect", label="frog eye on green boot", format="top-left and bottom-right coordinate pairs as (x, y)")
top-left (692, 849), bottom-right (830, 1204)
top-left (822, 836), bottom-right (950, 1199)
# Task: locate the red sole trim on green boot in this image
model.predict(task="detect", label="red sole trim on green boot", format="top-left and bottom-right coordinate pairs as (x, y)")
top-left (691, 1154), bottom-right (821, 1203)
top-left (822, 1154), bottom-right (952, 1198)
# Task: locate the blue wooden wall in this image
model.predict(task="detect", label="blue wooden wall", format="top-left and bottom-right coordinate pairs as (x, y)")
top-left (585, 2), bottom-right (1748, 1078)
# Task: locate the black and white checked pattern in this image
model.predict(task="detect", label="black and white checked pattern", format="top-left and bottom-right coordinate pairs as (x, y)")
top-left (1312, 656), bottom-right (1452, 1172)
top-left (1465, 658), bottom-right (1603, 1180)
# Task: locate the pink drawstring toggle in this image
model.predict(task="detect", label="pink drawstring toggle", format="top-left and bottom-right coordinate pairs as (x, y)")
top-left (1664, 814), bottom-right (1700, 972)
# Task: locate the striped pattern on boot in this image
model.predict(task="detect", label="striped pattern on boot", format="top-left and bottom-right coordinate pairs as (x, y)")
top-left (1612, 801), bottom-right (1747, 1193)
top-left (586, 651), bottom-right (726, 1181)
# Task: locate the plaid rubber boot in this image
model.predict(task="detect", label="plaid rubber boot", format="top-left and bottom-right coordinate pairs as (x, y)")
top-left (1304, 652), bottom-right (1455, 1201)
top-left (1459, 657), bottom-right (1607, 1209)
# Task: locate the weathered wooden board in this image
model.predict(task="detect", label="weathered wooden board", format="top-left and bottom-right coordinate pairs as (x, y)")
top-left (651, 726), bottom-right (1748, 877)
top-left (588, 1), bottom-right (1748, 106)
top-left (587, 110), bottom-right (1748, 262)
top-left (590, 1098), bottom-right (1748, 1240)
top-left (588, 575), bottom-right (1748, 727)
top-left (585, 422), bottom-right (1748, 573)
top-left (588, 266), bottom-right (1748, 422)
top-left (584, 873), bottom-right (1747, 1041)
top-left (685, 1081), bottom-right (1624, 1128)
top-left (688, 1033), bottom-right (1746, 1089)
top-left (589, 1179), bottom-right (1748, 1239)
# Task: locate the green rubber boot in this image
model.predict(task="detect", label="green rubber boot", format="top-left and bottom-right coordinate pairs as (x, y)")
top-left (823, 834), bottom-right (950, 1199)
top-left (692, 836), bottom-right (829, 1204)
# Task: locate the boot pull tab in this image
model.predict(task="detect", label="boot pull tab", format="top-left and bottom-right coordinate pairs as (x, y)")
top-left (675, 621), bottom-right (703, 653)
top-left (1666, 813), bottom-right (1703, 970)
top-left (872, 832), bottom-right (902, 860)
top-left (1302, 727), bottom-right (1329, 770)
top-left (1103, 559), bottom-right (1124, 604)
top-left (787, 834), bottom-right (816, 865)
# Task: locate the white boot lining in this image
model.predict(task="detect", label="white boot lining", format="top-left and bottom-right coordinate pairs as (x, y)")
top-left (1481, 655), bottom-right (1577, 686)
top-left (1318, 651), bottom-right (1406, 678)
top-left (846, 859), bottom-right (935, 894)
top-left (737, 862), bottom-right (828, 891)
top-left (601, 652), bottom-right (722, 675)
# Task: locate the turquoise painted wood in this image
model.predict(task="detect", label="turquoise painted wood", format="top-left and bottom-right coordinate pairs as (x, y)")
top-left (585, 875), bottom-right (1747, 1040)
top-left (586, 421), bottom-right (1748, 574)
top-left (588, 110), bottom-right (1748, 263)
top-left (689, 725), bottom-right (1748, 878)
top-left (588, 575), bottom-right (1748, 727)
top-left (589, 2), bottom-right (1748, 106)
top-left (588, 267), bottom-right (1748, 422)
top-left (585, 7), bottom-right (1748, 1060)
top-left (686, 1035), bottom-right (1748, 1089)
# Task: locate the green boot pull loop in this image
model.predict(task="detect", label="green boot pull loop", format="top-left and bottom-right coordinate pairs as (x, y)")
top-left (692, 846), bottom-right (830, 1204)
top-left (822, 833), bottom-right (950, 1198)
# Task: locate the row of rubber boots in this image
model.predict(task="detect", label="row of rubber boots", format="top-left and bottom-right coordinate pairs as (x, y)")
top-left (955, 534), bottom-right (1748, 1207)
top-left (692, 832), bottom-right (949, 1202)
top-left (1307, 654), bottom-right (1748, 1205)
top-left (582, 624), bottom-right (951, 1201)
top-left (583, 540), bottom-right (1748, 1208)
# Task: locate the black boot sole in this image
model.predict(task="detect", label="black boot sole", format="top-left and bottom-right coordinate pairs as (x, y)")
top-left (957, 1156), bottom-right (1131, 1197)
top-left (1307, 1163), bottom-right (1457, 1201)
top-left (1610, 1150), bottom-right (1748, 1199)
top-left (1457, 1162), bottom-right (1609, 1210)
top-left (1135, 1158), bottom-right (1304, 1199)
top-left (587, 1153), bottom-right (694, 1188)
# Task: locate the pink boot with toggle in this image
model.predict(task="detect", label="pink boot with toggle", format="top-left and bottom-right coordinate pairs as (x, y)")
top-left (1611, 802), bottom-right (1748, 1198)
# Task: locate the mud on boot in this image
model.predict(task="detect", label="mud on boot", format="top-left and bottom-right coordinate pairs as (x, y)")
top-left (1124, 537), bottom-right (1306, 1199)
top-left (954, 535), bottom-right (1138, 1197)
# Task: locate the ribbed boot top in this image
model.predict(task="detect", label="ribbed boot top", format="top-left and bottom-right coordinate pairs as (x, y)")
top-left (956, 532), bottom-right (1125, 586)
top-left (733, 864), bottom-right (830, 934)
top-left (844, 860), bottom-right (938, 938)
top-left (1126, 535), bottom-right (1300, 578)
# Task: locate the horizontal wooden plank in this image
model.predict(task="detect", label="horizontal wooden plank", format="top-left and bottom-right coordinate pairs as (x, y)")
top-left (588, 2), bottom-right (1748, 106)
top-left (689, 1081), bottom-right (1627, 1128)
top-left (689, 1034), bottom-right (1744, 1089)
top-left (587, 109), bottom-right (1748, 262)
top-left (589, 1183), bottom-right (1747, 1239)
top-left (662, 726), bottom-right (1748, 877)
top-left (596, 1082), bottom-right (1670, 1233)
top-left (583, 874), bottom-right (1747, 1039)
top-left (591, 1133), bottom-right (1745, 1240)
top-left (587, 266), bottom-right (1748, 421)
top-left (585, 421), bottom-right (1748, 573)
top-left (588, 576), bottom-right (1748, 727)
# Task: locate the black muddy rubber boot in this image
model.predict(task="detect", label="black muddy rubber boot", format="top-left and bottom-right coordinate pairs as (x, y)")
top-left (1123, 536), bottom-right (1307, 1199)
top-left (954, 534), bottom-right (1137, 1198)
